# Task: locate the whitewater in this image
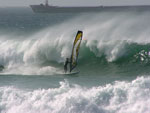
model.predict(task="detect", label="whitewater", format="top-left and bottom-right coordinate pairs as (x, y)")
top-left (0, 7), bottom-right (150, 113)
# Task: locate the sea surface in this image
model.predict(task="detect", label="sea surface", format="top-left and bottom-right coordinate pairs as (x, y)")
top-left (0, 7), bottom-right (150, 113)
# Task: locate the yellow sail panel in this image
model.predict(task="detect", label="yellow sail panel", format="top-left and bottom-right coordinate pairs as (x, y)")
top-left (74, 33), bottom-right (82, 45)
top-left (76, 41), bottom-right (81, 57)
top-left (70, 31), bottom-right (83, 72)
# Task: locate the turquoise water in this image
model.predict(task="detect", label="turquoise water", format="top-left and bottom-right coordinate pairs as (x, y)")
top-left (0, 7), bottom-right (150, 113)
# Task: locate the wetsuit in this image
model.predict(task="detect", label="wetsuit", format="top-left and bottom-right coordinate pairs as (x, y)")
top-left (64, 59), bottom-right (70, 73)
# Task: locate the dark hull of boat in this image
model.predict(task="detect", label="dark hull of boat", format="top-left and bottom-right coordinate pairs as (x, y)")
top-left (30, 5), bottom-right (150, 13)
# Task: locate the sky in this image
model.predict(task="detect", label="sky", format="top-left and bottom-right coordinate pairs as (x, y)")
top-left (0, 0), bottom-right (150, 7)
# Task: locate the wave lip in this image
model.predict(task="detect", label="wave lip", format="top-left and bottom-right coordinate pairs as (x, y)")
top-left (0, 76), bottom-right (150, 113)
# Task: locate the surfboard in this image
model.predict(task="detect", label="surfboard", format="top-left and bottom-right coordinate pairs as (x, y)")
top-left (65, 71), bottom-right (80, 75)
top-left (58, 71), bottom-right (80, 75)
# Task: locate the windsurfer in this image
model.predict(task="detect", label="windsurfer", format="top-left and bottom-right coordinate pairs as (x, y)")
top-left (64, 58), bottom-right (70, 73)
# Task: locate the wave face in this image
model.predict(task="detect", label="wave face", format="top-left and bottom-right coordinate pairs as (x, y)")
top-left (0, 8), bottom-right (150, 75)
top-left (0, 76), bottom-right (150, 113)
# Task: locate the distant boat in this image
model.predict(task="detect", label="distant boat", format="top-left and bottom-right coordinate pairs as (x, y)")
top-left (30, 0), bottom-right (150, 13)
top-left (30, 0), bottom-right (104, 13)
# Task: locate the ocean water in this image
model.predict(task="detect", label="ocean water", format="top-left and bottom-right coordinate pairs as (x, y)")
top-left (0, 7), bottom-right (150, 113)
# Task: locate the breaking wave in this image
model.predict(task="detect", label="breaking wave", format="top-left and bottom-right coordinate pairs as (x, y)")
top-left (0, 34), bottom-right (150, 75)
top-left (0, 9), bottom-right (150, 75)
top-left (0, 76), bottom-right (150, 113)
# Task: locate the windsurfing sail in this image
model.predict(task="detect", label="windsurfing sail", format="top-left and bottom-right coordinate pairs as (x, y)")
top-left (70, 31), bottom-right (83, 72)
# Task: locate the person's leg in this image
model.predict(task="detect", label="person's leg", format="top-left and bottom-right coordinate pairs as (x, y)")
top-left (64, 66), bottom-right (67, 73)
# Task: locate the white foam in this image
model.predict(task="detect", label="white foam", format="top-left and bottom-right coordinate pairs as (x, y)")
top-left (0, 76), bottom-right (150, 113)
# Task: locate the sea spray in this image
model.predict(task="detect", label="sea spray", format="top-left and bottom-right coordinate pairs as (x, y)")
top-left (0, 8), bottom-right (150, 75)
